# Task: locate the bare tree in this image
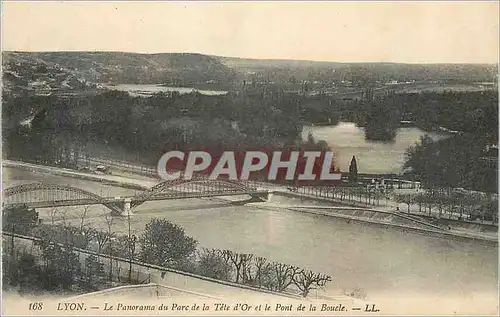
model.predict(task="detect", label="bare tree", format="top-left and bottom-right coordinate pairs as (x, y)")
top-left (127, 234), bottom-right (138, 283)
top-left (224, 250), bottom-right (244, 283)
top-left (48, 207), bottom-right (58, 225)
top-left (103, 214), bottom-right (115, 280)
top-left (394, 193), bottom-right (415, 213)
top-left (218, 250), bottom-right (255, 284)
top-left (240, 254), bottom-right (254, 285)
top-left (382, 187), bottom-right (395, 206)
top-left (272, 262), bottom-right (300, 292)
top-left (253, 256), bottom-right (269, 288)
top-left (95, 231), bottom-right (111, 255)
top-left (78, 205), bottom-right (91, 231)
top-left (292, 269), bottom-right (332, 297)
top-left (414, 193), bottom-right (425, 213)
top-left (59, 209), bottom-right (69, 226)
top-left (80, 226), bottom-right (97, 249)
top-left (104, 214), bottom-right (115, 238)
top-left (218, 249), bottom-right (232, 266)
top-left (424, 188), bottom-right (438, 216)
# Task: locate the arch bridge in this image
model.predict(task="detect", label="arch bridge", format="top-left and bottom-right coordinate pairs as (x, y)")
top-left (2, 178), bottom-right (269, 216)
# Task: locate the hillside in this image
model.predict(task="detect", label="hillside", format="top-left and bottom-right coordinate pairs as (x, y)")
top-left (215, 55), bottom-right (498, 85)
top-left (2, 51), bottom-right (497, 97)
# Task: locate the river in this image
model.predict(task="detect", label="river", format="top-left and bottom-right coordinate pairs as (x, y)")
top-left (2, 166), bottom-right (497, 309)
top-left (303, 122), bottom-right (448, 174)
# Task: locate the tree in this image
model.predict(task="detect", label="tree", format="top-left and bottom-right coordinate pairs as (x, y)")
top-left (423, 188), bottom-right (438, 216)
top-left (139, 219), bottom-right (197, 268)
top-left (292, 269), bottom-right (332, 297)
top-left (363, 100), bottom-right (399, 142)
top-left (414, 193), bottom-right (426, 213)
top-left (271, 262), bottom-right (299, 292)
top-left (482, 196), bottom-right (498, 223)
top-left (404, 134), bottom-right (497, 193)
top-left (220, 250), bottom-right (254, 284)
top-left (35, 239), bottom-right (80, 291)
top-left (84, 255), bottom-right (105, 287)
top-left (2, 204), bottom-right (39, 235)
top-left (78, 205), bottom-right (91, 230)
top-left (94, 230), bottom-right (111, 255)
top-left (432, 189), bottom-right (450, 218)
top-left (17, 253), bottom-right (42, 294)
top-left (110, 234), bottom-right (138, 282)
top-left (3, 205), bottom-right (39, 283)
top-left (348, 156), bottom-right (358, 183)
top-left (196, 248), bottom-right (232, 281)
top-left (394, 193), bottom-right (415, 213)
top-left (240, 254), bottom-right (254, 285)
top-left (103, 214), bottom-right (116, 280)
top-left (48, 207), bottom-right (58, 225)
top-left (58, 209), bottom-right (69, 226)
top-left (252, 256), bottom-right (270, 288)
top-left (79, 226), bottom-right (97, 249)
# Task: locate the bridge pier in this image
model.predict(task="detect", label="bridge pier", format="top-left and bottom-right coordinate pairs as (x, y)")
top-left (120, 198), bottom-right (133, 217)
top-left (248, 192), bottom-right (269, 203)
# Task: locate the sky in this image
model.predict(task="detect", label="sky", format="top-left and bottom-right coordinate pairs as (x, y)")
top-left (2, 1), bottom-right (499, 64)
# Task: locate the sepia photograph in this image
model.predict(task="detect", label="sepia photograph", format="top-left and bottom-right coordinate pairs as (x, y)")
top-left (1, 0), bottom-right (499, 315)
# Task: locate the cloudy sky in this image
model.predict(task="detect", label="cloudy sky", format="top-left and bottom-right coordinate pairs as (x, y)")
top-left (2, 1), bottom-right (498, 63)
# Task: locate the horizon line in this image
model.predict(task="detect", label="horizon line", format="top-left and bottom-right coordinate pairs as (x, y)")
top-left (2, 50), bottom-right (498, 66)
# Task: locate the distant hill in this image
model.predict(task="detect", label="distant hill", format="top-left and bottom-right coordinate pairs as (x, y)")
top-left (215, 55), bottom-right (498, 85)
top-left (2, 51), bottom-right (238, 86)
top-left (216, 56), bottom-right (350, 70)
top-left (2, 51), bottom-right (497, 91)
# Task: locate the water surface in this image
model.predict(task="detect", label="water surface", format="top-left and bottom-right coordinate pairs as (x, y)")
top-left (303, 122), bottom-right (448, 174)
top-left (3, 167), bottom-right (496, 302)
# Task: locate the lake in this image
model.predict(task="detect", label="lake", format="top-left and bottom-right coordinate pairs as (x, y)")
top-left (105, 84), bottom-right (228, 97)
top-left (303, 122), bottom-right (448, 174)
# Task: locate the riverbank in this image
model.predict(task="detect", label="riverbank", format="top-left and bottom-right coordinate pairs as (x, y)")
top-left (249, 201), bottom-right (497, 245)
top-left (262, 191), bottom-right (497, 243)
top-left (3, 159), bottom-right (497, 243)
top-left (3, 161), bottom-right (497, 314)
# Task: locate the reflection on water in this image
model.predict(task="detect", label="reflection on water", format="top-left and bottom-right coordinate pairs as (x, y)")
top-left (303, 122), bottom-right (447, 174)
top-left (2, 167), bottom-right (497, 301)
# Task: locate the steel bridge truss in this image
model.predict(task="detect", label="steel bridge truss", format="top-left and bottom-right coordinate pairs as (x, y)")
top-left (2, 183), bottom-right (124, 213)
top-left (130, 177), bottom-right (259, 208)
top-left (2, 178), bottom-right (262, 213)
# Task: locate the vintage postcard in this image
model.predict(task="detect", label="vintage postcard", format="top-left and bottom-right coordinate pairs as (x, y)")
top-left (1, 0), bottom-right (498, 316)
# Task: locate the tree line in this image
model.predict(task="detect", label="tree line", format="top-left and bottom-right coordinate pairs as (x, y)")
top-left (2, 90), bottom-right (335, 168)
top-left (2, 206), bottom-right (332, 297)
top-left (2, 88), bottom-right (497, 192)
top-left (404, 134), bottom-right (497, 193)
top-left (394, 188), bottom-right (498, 222)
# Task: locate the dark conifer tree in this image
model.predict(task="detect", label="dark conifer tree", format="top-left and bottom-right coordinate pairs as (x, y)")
top-left (349, 155), bottom-right (358, 183)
